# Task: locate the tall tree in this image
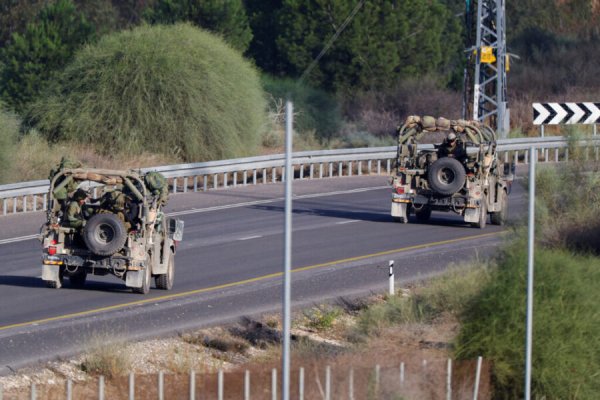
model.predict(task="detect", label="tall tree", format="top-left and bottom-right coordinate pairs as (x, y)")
top-left (144, 0), bottom-right (253, 52)
top-left (246, 0), bottom-right (285, 74)
top-left (0, 0), bottom-right (94, 112)
top-left (275, 0), bottom-right (461, 91)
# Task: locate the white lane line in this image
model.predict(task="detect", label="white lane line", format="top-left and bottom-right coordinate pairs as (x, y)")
top-left (0, 185), bottom-right (388, 245)
top-left (237, 235), bottom-right (263, 241)
top-left (0, 234), bottom-right (38, 245)
top-left (167, 186), bottom-right (386, 217)
top-left (336, 220), bottom-right (360, 225)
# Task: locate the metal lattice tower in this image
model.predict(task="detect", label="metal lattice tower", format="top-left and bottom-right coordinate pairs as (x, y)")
top-left (463, 0), bottom-right (509, 138)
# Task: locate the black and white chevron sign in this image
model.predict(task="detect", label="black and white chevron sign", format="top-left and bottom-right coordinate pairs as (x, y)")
top-left (533, 102), bottom-right (600, 125)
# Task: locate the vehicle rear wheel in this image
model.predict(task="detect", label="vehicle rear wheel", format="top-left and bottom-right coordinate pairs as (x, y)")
top-left (155, 251), bottom-right (175, 290)
top-left (69, 272), bottom-right (87, 288)
top-left (83, 214), bottom-right (127, 256)
top-left (132, 264), bottom-right (152, 294)
top-left (46, 269), bottom-right (64, 289)
top-left (427, 158), bottom-right (466, 196)
top-left (472, 196), bottom-right (487, 229)
top-left (490, 191), bottom-right (508, 225)
top-left (415, 206), bottom-right (432, 222)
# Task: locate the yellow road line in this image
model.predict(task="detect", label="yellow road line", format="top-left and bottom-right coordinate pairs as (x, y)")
top-left (0, 231), bottom-right (501, 332)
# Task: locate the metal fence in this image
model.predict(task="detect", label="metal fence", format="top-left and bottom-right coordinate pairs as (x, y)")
top-left (0, 357), bottom-right (487, 400)
top-left (1, 136), bottom-right (598, 216)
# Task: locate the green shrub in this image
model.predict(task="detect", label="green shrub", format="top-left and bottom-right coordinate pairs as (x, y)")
top-left (352, 265), bottom-right (490, 340)
top-left (262, 76), bottom-right (341, 142)
top-left (0, 105), bottom-right (19, 183)
top-left (456, 244), bottom-right (600, 398)
top-left (0, 0), bottom-right (94, 112)
top-left (26, 23), bottom-right (267, 162)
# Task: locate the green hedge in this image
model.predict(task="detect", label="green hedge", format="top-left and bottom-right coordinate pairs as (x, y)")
top-left (456, 243), bottom-right (600, 398)
top-left (26, 23), bottom-right (267, 162)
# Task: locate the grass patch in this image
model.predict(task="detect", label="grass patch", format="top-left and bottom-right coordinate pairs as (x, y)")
top-left (301, 305), bottom-right (342, 331)
top-left (456, 243), bottom-right (600, 398)
top-left (80, 336), bottom-right (131, 379)
top-left (351, 265), bottom-right (491, 340)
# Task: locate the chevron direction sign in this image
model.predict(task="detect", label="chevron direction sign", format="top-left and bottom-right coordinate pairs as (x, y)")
top-left (533, 102), bottom-right (600, 125)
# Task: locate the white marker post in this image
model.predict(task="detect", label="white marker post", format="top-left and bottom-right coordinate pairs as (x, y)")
top-left (389, 260), bottom-right (395, 296)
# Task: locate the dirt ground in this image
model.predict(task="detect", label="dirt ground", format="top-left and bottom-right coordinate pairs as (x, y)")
top-left (0, 298), bottom-right (490, 400)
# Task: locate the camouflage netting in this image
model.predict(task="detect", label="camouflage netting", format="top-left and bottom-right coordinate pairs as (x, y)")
top-left (398, 115), bottom-right (496, 145)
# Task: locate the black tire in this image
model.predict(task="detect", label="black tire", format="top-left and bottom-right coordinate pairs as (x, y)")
top-left (490, 190), bottom-right (508, 225)
top-left (155, 251), bottom-right (175, 290)
top-left (82, 214), bottom-right (127, 256)
top-left (132, 264), bottom-right (151, 294)
top-left (45, 269), bottom-right (64, 289)
top-left (415, 206), bottom-right (432, 222)
top-left (472, 196), bottom-right (487, 229)
top-left (427, 158), bottom-right (466, 196)
top-left (69, 272), bottom-right (87, 288)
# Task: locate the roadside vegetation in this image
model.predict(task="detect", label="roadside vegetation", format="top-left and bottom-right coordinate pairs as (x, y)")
top-left (0, 0), bottom-right (597, 184)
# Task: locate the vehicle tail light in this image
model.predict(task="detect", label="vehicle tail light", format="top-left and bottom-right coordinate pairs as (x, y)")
top-left (395, 187), bottom-right (405, 194)
top-left (48, 246), bottom-right (57, 255)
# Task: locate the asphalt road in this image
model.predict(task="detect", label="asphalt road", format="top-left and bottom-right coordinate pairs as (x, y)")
top-left (0, 175), bottom-right (526, 374)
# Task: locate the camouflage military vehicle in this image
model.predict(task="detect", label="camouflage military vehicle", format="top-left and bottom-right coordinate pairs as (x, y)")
top-left (390, 115), bottom-right (511, 228)
top-left (40, 167), bottom-right (184, 294)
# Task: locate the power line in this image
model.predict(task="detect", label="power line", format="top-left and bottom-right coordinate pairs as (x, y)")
top-left (298, 0), bottom-right (365, 84)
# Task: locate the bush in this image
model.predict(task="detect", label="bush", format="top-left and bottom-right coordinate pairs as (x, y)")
top-left (0, 0), bottom-right (94, 112)
top-left (26, 23), bottom-right (267, 162)
top-left (456, 244), bottom-right (600, 398)
top-left (0, 105), bottom-right (19, 183)
top-left (262, 76), bottom-right (341, 142)
top-left (342, 76), bottom-right (462, 137)
top-left (351, 265), bottom-right (490, 339)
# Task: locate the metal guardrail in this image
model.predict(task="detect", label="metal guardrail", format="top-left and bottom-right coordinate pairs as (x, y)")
top-left (1, 136), bottom-right (599, 216)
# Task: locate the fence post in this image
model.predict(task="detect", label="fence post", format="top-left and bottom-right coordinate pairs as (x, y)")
top-left (99, 376), bottom-right (105, 400)
top-left (299, 367), bottom-right (304, 400)
top-left (0, 383), bottom-right (3, 400)
top-left (244, 370), bottom-right (250, 400)
top-left (348, 368), bottom-right (354, 400)
top-left (218, 369), bottom-right (223, 400)
top-left (473, 356), bottom-right (483, 400)
top-left (30, 383), bottom-right (35, 400)
top-left (375, 364), bottom-right (380, 398)
top-left (129, 373), bottom-right (135, 400)
top-left (271, 368), bottom-right (277, 400)
top-left (325, 366), bottom-right (331, 400)
top-left (446, 359), bottom-right (452, 400)
top-left (400, 362), bottom-right (405, 386)
top-left (158, 371), bottom-right (164, 400)
top-left (190, 370), bottom-right (196, 400)
top-left (66, 379), bottom-right (72, 400)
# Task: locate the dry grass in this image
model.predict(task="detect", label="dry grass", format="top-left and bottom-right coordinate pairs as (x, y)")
top-left (3, 133), bottom-right (180, 184)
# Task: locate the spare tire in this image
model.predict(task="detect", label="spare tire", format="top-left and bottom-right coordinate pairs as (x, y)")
top-left (427, 157), bottom-right (466, 196)
top-left (83, 213), bottom-right (128, 256)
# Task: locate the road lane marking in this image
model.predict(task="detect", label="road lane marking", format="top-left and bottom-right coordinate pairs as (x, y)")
top-left (336, 220), bottom-right (359, 225)
top-left (166, 186), bottom-right (387, 217)
top-left (0, 186), bottom-right (388, 245)
top-left (0, 234), bottom-right (38, 245)
top-left (237, 235), bottom-right (263, 241)
top-left (0, 231), bottom-right (502, 332)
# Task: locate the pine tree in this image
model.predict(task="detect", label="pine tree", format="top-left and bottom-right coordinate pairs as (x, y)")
top-left (144, 0), bottom-right (253, 52)
top-left (275, 0), bottom-right (461, 91)
top-left (0, 0), bottom-right (94, 112)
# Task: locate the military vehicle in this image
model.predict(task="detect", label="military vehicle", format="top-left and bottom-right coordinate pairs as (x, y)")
top-left (40, 167), bottom-right (184, 294)
top-left (390, 115), bottom-right (511, 228)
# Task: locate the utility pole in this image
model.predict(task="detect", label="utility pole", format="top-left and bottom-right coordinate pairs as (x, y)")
top-left (463, 0), bottom-right (509, 138)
